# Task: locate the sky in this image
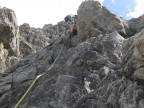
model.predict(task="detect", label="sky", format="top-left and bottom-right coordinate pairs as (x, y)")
top-left (0, 0), bottom-right (144, 28)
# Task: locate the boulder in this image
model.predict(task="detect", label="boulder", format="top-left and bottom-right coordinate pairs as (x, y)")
top-left (77, 1), bottom-right (126, 40)
top-left (133, 68), bottom-right (144, 80)
top-left (128, 15), bottom-right (144, 36)
top-left (123, 29), bottom-right (144, 80)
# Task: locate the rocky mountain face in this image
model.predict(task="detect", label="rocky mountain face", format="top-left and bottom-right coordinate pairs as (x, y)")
top-left (0, 7), bottom-right (20, 74)
top-left (77, 1), bottom-right (144, 39)
top-left (0, 7), bottom-right (66, 73)
top-left (0, 1), bottom-right (144, 108)
top-left (19, 22), bottom-right (66, 58)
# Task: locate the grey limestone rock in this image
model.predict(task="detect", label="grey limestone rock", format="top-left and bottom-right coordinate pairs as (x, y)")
top-left (19, 21), bottom-right (67, 58)
top-left (77, 1), bottom-right (126, 40)
top-left (128, 15), bottom-right (144, 36)
top-left (0, 7), bottom-right (19, 56)
top-left (0, 1), bottom-right (144, 108)
top-left (0, 7), bottom-right (20, 74)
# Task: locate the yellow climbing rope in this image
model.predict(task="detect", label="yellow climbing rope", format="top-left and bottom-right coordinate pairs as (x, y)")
top-left (14, 44), bottom-right (64, 108)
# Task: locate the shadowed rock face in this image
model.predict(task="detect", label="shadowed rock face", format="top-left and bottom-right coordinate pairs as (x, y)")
top-left (123, 29), bottom-right (144, 81)
top-left (19, 22), bottom-right (66, 58)
top-left (128, 15), bottom-right (144, 36)
top-left (0, 1), bottom-right (144, 108)
top-left (0, 30), bottom-right (144, 108)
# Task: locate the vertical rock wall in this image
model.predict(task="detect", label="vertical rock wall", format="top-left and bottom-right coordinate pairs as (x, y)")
top-left (0, 7), bottom-right (20, 74)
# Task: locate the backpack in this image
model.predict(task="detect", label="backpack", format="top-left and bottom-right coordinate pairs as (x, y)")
top-left (64, 15), bottom-right (72, 22)
top-left (64, 14), bottom-right (77, 22)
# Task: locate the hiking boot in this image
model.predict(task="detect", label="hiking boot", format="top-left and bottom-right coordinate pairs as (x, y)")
top-left (70, 32), bottom-right (73, 35)
top-left (69, 31), bottom-right (73, 35)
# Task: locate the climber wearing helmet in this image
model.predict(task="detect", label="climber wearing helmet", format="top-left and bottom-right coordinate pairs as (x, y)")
top-left (64, 14), bottom-right (77, 35)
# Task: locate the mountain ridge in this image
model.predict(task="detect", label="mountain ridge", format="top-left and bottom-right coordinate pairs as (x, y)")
top-left (0, 1), bottom-right (144, 108)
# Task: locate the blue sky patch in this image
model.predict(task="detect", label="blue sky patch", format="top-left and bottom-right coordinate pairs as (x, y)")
top-left (103, 0), bottom-right (136, 20)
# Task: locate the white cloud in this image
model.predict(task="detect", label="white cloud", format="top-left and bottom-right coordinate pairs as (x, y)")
top-left (0, 0), bottom-right (105, 28)
top-left (96, 0), bottom-right (104, 4)
top-left (0, 0), bottom-right (86, 28)
top-left (111, 0), bottom-right (115, 3)
top-left (127, 0), bottom-right (144, 18)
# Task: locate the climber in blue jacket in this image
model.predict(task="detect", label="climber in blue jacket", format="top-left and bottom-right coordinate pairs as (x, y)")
top-left (64, 14), bottom-right (77, 35)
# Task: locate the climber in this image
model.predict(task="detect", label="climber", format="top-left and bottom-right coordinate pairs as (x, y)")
top-left (64, 14), bottom-right (77, 35)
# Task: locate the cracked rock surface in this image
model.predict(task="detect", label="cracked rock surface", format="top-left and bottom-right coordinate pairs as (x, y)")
top-left (0, 1), bottom-right (144, 108)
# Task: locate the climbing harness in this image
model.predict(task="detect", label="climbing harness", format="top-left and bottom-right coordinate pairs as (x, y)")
top-left (14, 44), bottom-right (64, 108)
